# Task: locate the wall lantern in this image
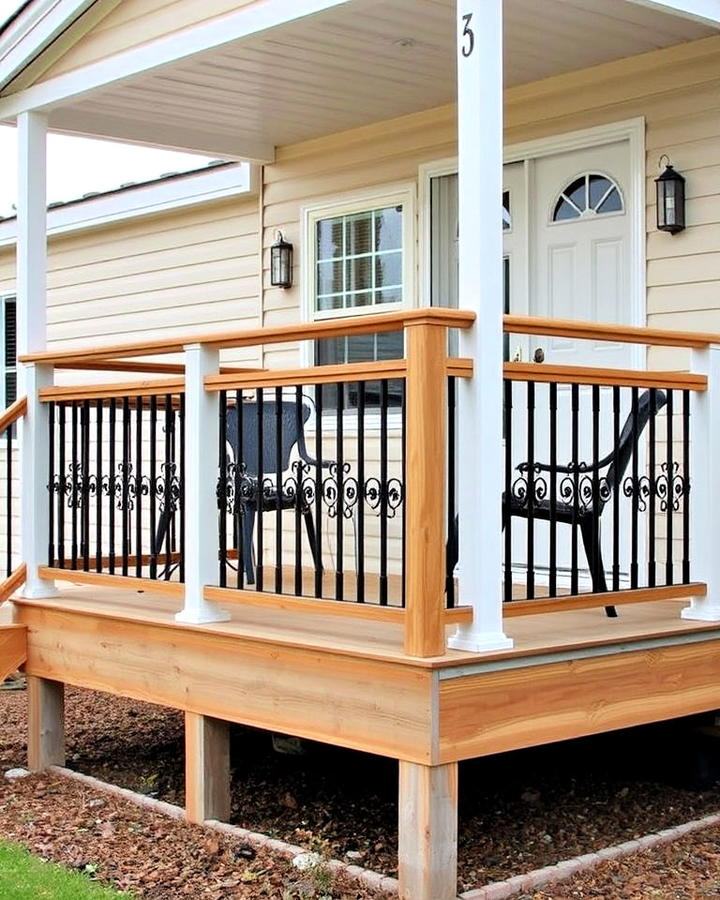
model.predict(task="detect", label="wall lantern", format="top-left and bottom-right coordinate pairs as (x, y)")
top-left (270, 230), bottom-right (294, 288)
top-left (655, 155), bottom-right (685, 234)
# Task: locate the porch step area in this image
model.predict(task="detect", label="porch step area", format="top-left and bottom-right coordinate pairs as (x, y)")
top-left (0, 623), bottom-right (27, 683)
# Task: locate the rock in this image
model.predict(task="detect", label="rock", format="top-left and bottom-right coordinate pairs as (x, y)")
top-left (345, 850), bottom-right (364, 862)
top-left (292, 851), bottom-right (322, 871)
top-left (87, 799), bottom-right (106, 809)
top-left (4, 768), bottom-right (29, 780)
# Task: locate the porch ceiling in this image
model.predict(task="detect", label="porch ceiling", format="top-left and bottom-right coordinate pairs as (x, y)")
top-left (39, 0), bottom-right (717, 159)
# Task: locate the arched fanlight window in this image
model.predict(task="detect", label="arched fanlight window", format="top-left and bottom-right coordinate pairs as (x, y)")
top-left (552, 173), bottom-right (623, 222)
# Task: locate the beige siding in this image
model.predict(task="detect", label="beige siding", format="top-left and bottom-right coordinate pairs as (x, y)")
top-left (0, 194), bottom-right (261, 366)
top-left (39, 0), bottom-right (260, 80)
top-left (262, 36), bottom-right (720, 373)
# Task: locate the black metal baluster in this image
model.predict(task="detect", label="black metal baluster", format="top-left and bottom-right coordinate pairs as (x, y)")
top-left (163, 394), bottom-right (172, 577)
top-left (336, 382), bottom-right (344, 603)
top-left (179, 392), bottom-right (186, 583)
top-left (570, 383), bottom-right (580, 596)
top-left (630, 387), bottom-right (639, 590)
top-left (612, 386), bottom-right (620, 592)
top-left (48, 401), bottom-right (55, 567)
top-left (591, 385), bottom-right (600, 594)
top-left (526, 381), bottom-right (535, 600)
top-left (357, 382), bottom-right (366, 604)
top-left (121, 397), bottom-right (130, 576)
top-left (648, 388), bottom-right (657, 588)
top-left (549, 382), bottom-right (558, 598)
top-left (219, 391), bottom-right (228, 587)
top-left (5, 422), bottom-right (11, 577)
top-left (108, 399), bottom-right (116, 574)
top-left (58, 403), bottom-right (66, 569)
top-left (400, 379), bottom-right (407, 610)
top-left (149, 396), bottom-right (157, 580)
top-left (447, 377), bottom-right (457, 607)
top-left (666, 389), bottom-right (674, 586)
top-left (71, 401), bottom-right (78, 569)
top-left (294, 386), bottom-right (303, 597)
top-left (235, 391), bottom-right (244, 590)
top-left (503, 379), bottom-right (512, 604)
top-left (81, 400), bottom-right (91, 571)
top-left (379, 380), bottom-right (389, 606)
top-left (275, 387), bottom-right (283, 594)
top-left (135, 396), bottom-right (143, 578)
top-left (314, 384), bottom-right (323, 599)
top-left (256, 389), bottom-right (264, 592)
top-left (95, 400), bottom-right (103, 573)
top-left (682, 390), bottom-right (690, 584)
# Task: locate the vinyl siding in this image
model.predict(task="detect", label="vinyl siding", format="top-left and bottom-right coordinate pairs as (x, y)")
top-left (39, 0), bottom-right (260, 80)
top-left (0, 193), bottom-right (261, 367)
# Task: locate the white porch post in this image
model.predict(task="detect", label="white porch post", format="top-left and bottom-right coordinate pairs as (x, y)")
top-left (175, 343), bottom-right (230, 624)
top-left (448, 0), bottom-right (512, 652)
top-left (17, 111), bottom-right (56, 598)
top-left (682, 344), bottom-right (720, 621)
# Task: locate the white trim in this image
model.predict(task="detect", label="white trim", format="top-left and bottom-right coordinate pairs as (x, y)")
top-left (299, 181), bottom-right (417, 367)
top-left (623, 0), bottom-right (720, 26)
top-left (419, 117), bottom-right (647, 355)
top-left (0, 0), bottom-right (355, 121)
top-left (0, 162), bottom-right (255, 247)
top-left (0, 0), bottom-right (102, 87)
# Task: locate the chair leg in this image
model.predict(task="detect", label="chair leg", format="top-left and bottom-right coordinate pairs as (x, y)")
top-left (579, 518), bottom-right (616, 618)
top-left (302, 508), bottom-right (321, 571)
top-left (242, 507), bottom-right (256, 585)
top-left (155, 507), bottom-right (173, 580)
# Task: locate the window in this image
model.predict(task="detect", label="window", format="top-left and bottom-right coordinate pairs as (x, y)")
top-left (552, 173), bottom-right (623, 222)
top-left (0, 297), bottom-right (16, 410)
top-left (306, 190), bottom-right (414, 405)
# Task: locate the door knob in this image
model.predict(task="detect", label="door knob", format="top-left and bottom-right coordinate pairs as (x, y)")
top-left (533, 347), bottom-right (545, 364)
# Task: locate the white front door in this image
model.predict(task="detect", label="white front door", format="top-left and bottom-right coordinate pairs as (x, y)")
top-left (428, 135), bottom-right (640, 592)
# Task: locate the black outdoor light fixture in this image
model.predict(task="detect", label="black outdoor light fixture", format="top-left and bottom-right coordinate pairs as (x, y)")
top-left (270, 230), bottom-right (294, 288)
top-left (655, 155), bottom-right (686, 234)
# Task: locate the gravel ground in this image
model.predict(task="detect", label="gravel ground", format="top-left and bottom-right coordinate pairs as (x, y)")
top-left (3, 685), bottom-right (720, 896)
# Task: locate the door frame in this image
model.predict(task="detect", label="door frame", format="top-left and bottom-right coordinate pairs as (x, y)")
top-left (418, 116), bottom-right (646, 367)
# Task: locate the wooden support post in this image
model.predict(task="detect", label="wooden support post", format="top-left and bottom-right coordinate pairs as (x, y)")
top-left (185, 711), bottom-right (231, 824)
top-left (27, 676), bottom-right (65, 771)
top-left (398, 761), bottom-right (458, 900)
top-left (404, 320), bottom-right (447, 657)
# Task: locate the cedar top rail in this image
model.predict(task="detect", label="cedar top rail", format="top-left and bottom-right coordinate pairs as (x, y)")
top-left (504, 362), bottom-right (707, 392)
top-left (504, 314), bottom-right (720, 348)
top-left (20, 309), bottom-right (476, 367)
top-left (0, 396), bottom-right (28, 432)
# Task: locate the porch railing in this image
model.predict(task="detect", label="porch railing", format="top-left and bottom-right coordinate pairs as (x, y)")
top-left (0, 397), bottom-right (27, 600)
top-left (20, 309), bottom-right (720, 655)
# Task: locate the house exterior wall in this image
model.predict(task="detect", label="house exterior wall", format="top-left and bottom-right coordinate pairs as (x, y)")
top-left (38, 0), bottom-right (259, 81)
top-left (263, 34), bottom-right (720, 372)
top-left (0, 192), bottom-right (261, 365)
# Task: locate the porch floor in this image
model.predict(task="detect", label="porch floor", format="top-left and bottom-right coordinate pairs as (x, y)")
top-left (10, 579), bottom-right (720, 668)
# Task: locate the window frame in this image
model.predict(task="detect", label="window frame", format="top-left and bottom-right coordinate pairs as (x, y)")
top-left (301, 184), bottom-right (417, 331)
top-left (0, 294), bottom-right (16, 411)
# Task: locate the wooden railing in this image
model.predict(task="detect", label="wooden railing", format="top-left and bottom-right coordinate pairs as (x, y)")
top-left (20, 310), bottom-right (720, 653)
top-left (0, 396), bottom-right (28, 602)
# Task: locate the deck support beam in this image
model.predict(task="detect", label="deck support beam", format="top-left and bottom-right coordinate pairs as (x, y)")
top-left (184, 712), bottom-right (231, 824)
top-left (27, 676), bottom-right (65, 771)
top-left (449, 0), bottom-right (512, 653)
top-left (398, 761), bottom-right (458, 900)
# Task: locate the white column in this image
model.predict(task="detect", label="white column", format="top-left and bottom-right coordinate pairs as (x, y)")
top-left (175, 343), bottom-right (230, 624)
top-left (17, 111), bottom-right (56, 599)
top-left (448, 0), bottom-right (512, 651)
top-left (682, 344), bottom-right (720, 621)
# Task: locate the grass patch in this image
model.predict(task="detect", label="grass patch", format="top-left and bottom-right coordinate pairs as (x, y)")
top-left (0, 841), bottom-right (130, 899)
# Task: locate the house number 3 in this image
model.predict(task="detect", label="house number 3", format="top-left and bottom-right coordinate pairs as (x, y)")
top-left (461, 13), bottom-right (475, 57)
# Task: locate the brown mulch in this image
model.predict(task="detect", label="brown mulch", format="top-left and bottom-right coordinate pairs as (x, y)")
top-left (3, 686), bottom-right (720, 895)
top-left (529, 827), bottom-right (720, 898)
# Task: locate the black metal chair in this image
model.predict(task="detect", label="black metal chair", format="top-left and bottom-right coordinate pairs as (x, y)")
top-left (224, 399), bottom-right (329, 584)
top-left (448, 389), bottom-right (667, 613)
